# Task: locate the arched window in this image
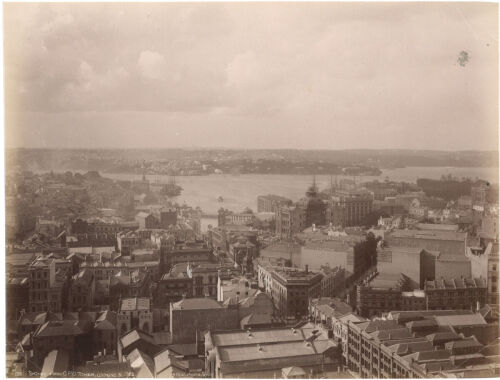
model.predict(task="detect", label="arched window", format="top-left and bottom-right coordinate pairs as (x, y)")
top-left (142, 322), bottom-right (150, 332)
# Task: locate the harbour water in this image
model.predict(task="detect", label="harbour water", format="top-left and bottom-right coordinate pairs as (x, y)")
top-left (103, 166), bottom-right (498, 216)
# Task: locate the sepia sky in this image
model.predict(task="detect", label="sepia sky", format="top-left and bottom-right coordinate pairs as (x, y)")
top-left (4, 2), bottom-right (498, 150)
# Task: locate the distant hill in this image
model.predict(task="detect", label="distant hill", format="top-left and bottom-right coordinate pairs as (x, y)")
top-left (6, 148), bottom-right (498, 175)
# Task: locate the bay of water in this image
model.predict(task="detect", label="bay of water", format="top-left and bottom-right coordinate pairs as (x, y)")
top-left (103, 166), bottom-right (498, 216)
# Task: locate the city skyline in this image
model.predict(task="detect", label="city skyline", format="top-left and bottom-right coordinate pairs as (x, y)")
top-left (4, 2), bottom-right (499, 150)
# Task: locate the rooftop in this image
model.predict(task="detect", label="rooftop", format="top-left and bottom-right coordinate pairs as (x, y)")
top-left (40, 350), bottom-right (69, 378)
top-left (387, 229), bottom-right (467, 242)
top-left (434, 313), bottom-right (487, 327)
top-left (171, 297), bottom-right (222, 310)
top-left (217, 339), bottom-right (336, 363)
top-left (120, 297), bottom-right (151, 312)
top-left (209, 326), bottom-right (330, 348)
top-left (36, 320), bottom-right (90, 337)
top-left (425, 277), bottom-right (487, 290)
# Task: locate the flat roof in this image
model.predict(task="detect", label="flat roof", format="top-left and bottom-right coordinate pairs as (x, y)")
top-left (218, 339), bottom-right (336, 363)
top-left (211, 326), bottom-right (329, 348)
top-left (388, 230), bottom-right (467, 241)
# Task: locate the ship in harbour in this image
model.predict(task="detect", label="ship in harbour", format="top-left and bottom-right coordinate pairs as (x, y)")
top-left (160, 176), bottom-right (183, 197)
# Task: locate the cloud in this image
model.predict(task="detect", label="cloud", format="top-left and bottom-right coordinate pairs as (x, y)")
top-left (138, 50), bottom-right (166, 80)
top-left (40, 12), bottom-right (74, 34)
top-left (226, 50), bottom-right (260, 88)
top-left (3, 2), bottom-right (498, 150)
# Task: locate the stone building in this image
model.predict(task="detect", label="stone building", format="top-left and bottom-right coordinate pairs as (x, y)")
top-left (271, 266), bottom-right (322, 320)
top-left (117, 297), bottom-right (153, 335)
top-left (257, 194), bottom-right (293, 213)
top-left (68, 269), bottom-right (95, 311)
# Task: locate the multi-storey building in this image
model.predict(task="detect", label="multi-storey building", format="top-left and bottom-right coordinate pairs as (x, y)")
top-left (28, 259), bottom-right (65, 313)
top-left (7, 277), bottom-right (29, 320)
top-left (116, 297), bottom-right (153, 335)
top-left (319, 266), bottom-right (346, 298)
top-left (271, 266), bottom-right (322, 320)
top-left (188, 263), bottom-right (219, 298)
top-left (159, 240), bottom-right (212, 274)
top-left (31, 320), bottom-right (93, 367)
top-left (275, 205), bottom-right (306, 239)
top-left (257, 260), bottom-right (278, 294)
top-left (355, 273), bottom-right (487, 318)
top-left (80, 260), bottom-right (131, 281)
top-left (424, 277), bottom-right (487, 310)
top-left (68, 269), bottom-right (95, 311)
top-left (384, 229), bottom-right (468, 256)
top-left (117, 230), bottom-right (150, 255)
top-left (257, 194), bottom-right (293, 213)
top-left (205, 325), bottom-right (341, 378)
top-left (229, 237), bottom-right (256, 274)
top-left (299, 182), bottom-right (327, 228)
top-left (209, 224), bottom-right (258, 254)
top-left (468, 243), bottom-right (499, 305)
top-left (92, 311), bottom-right (118, 357)
top-left (345, 309), bottom-right (497, 379)
top-left (217, 208), bottom-right (255, 227)
top-left (327, 189), bottom-right (373, 227)
top-left (135, 212), bottom-right (158, 229)
top-left (355, 273), bottom-right (410, 318)
top-left (155, 265), bottom-right (193, 307)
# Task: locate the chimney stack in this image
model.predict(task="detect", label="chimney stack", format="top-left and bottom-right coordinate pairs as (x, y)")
top-left (305, 265), bottom-right (309, 274)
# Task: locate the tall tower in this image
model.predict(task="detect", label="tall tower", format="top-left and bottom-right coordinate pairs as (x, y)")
top-left (141, 160), bottom-right (146, 182)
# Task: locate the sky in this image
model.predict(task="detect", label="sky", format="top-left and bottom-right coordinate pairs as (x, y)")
top-left (3, 2), bottom-right (498, 150)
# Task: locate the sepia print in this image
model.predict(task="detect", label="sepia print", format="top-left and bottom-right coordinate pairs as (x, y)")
top-left (3, 2), bottom-right (499, 378)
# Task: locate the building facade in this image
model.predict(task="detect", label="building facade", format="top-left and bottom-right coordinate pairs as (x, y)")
top-left (271, 267), bottom-right (322, 320)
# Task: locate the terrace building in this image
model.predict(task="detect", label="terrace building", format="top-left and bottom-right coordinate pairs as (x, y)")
top-left (424, 277), bottom-right (487, 311)
top-left (344, 309), bottom-right (497, 379)
top-left (28, 259), bottom-right (66, 313)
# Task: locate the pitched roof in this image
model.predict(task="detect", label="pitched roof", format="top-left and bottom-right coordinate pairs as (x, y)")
top-left (357, 320), bottom-right (399, 333)
top-left (154, 349), bottom-right (173, 375)
top-left (426, 331), bottom-right (461, 343)
top-left (127, 348), bottom-right (155, 378)
top-left (166, 343), bottom-right (198, 356)
top-left (120, 329), bottom-right (156, 349)
top-left (445, 337), bottom-right (483, 350)
top-left (370, 327), bottom-right (413, 341)
top-left (434, 314), bottom-right (486, 327)
top-left (172, 298), bottom-right (222, 310)
top-left (36, 320), bottom-right (90, 337)
top-left (282, 366), bottom-right (307, 377)
top-left (386, 340), bottom-right (434, 355)
top-left (40, 350), bottom-right (69, 378)
top-left (95, 311), bottom-right (117, 330)
top-left (240, 313), bottom-right (274, 328)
